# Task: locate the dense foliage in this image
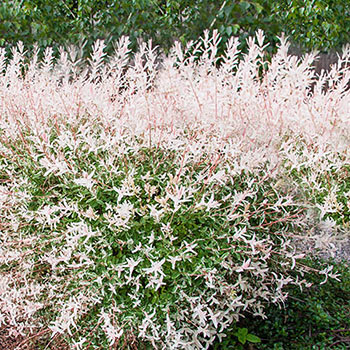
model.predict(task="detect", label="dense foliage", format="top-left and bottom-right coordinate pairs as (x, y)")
top-left (1, 0), bottom-right (350, 56)
top-left (241, 258), bottom-right (350, 349)
top-left (0, 32), bottom-right (349, 349)
top-left (210, 258), bottom-right (350, 349)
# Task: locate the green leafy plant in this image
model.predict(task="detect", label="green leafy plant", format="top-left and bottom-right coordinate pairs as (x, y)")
top-left (1, 0), bottom-right (349, 58)
top-left (234, 327), bottom-right (261, 345)
top-left (237, 258), bottom-right (350, 349)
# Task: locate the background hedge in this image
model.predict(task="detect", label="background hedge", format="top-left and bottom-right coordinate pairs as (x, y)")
top-left (1, 0), bottom-right (350, 56)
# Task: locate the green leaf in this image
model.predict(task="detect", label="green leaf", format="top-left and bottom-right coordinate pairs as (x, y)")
top-left (224, 3), bottom-right (234, 17)
top-left (239, 1), bottom-right (251, 12)
top-left (232, 24), bottom-right (240, 34)
top-left (239, 328), bottom-right (248, 337)
top-left (254, 2), bottom-right (264, 14)
top-left (238, 335), bottom-right (246, 344)
top-left (246, 333), bottom-right (261, 343)
top-left (234, 327), bottom-right (248, 344)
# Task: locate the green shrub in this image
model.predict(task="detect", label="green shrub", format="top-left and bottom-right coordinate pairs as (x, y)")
top-left (1, 0), bottom-right (350, 57)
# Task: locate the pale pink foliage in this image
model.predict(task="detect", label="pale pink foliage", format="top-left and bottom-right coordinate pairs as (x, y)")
top-left (0, 31), bottom-right (348, 348)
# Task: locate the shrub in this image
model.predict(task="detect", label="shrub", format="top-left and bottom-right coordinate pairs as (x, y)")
top-left (0, 32), bottom-right (348, 349)
top-left (1, 0), bottom-right (350, 57)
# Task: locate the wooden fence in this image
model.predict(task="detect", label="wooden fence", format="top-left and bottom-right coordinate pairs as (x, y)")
top-left (289, 46), bottom-right (346, 74)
